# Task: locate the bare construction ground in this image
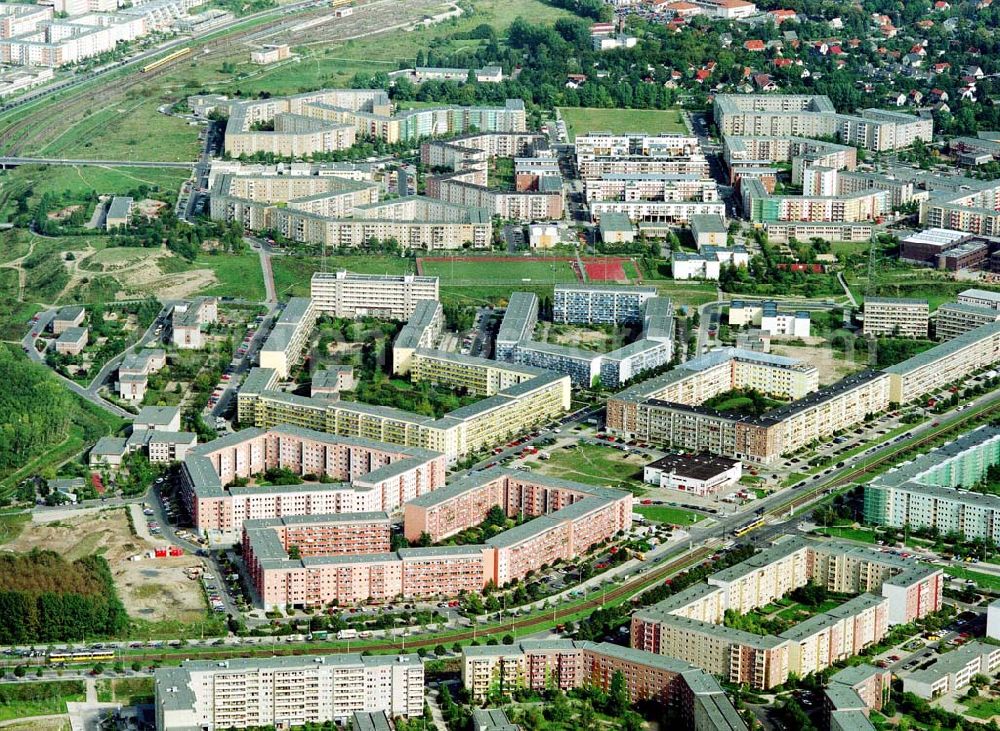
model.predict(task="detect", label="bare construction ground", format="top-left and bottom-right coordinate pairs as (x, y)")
top-left (769, 341), bottom-right (867, 385)
top-left (6, 509), bottom-right (205, 623)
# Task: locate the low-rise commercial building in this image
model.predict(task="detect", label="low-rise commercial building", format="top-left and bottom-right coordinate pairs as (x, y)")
top-left (250, 43), bottom-right (290, 65)
top-left (154, 654), bottom-right (425, 730)
top-left (105, 196), bottom-right (133, 230)
top-left (862, 297), bottom-right (929, 338)
top-left (54, 326), bottom-right (87, 355)
top-left (904, 642), bottom-right (1000, 699)
top-left (643, 453), bottom-right (742, 495)
top-left (52, 305), bottom-right (84, 334)
top-left (689, 214), bottom-right (728, 248)
top-left (729, 300), bottom-right (810, 337)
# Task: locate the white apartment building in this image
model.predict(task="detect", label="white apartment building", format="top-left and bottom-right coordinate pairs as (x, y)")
top-left (259, 297), bottom-right (317, 378)
top-left (310, 271), bottom-right (439, 321)
top-left (155, 654), bottom-right (425, 730)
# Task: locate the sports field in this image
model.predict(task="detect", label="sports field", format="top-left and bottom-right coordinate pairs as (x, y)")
top-left (558, 107), bottom-right (687, 141)
top-left (419, 256), bottom-right (580, 286)
top-left (583, 258), bottom-right (641, 283)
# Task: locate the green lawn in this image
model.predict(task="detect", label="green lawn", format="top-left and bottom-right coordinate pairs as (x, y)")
top-left (272, 255), bottom-right (413, 298)
top-left (0, 165), bottom-right (188, 209)
top-left (961, 694), bottom-right (1000, 720)
top-left (95, 677), bottom-right (154, 705)
top-left (944, 566), bottom-right (1000, 592)
top-left (0, 680), bottom-right (86, 722)
top-left (34, 99), bottom-right (200, 162)
top-left (533, 443), bottom-right (648, 494)
top-left (420, 256), bottom-right (579, 286)
top-left (814, 526), bottom-right (876, 543)
top-left (0, 512), bottom-right (29, 545)
top-left (558, 107), bottom-right (687, 141)
top-left (634, 505), bottom-right (705, 526)
top-left (193, 254), bottom-right (266, 301)
top-left (647, 281), bottom-right (719, 309)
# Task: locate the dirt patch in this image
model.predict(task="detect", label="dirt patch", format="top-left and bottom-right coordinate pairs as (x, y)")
top-left (135, 198), bottom-right (167, 218)
top-left (47, 205), bottom-right (82, 222)
top-left (5, 509), bottom-right (205, 623)
top-left (769, 342), bottom-right (866, 385)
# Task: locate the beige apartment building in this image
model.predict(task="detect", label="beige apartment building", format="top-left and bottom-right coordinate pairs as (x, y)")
top-left (244, 369), bottom-right (570, 465)
top-left (935, 302), bottom-right (1000, 341)
top-left (631, 538), bottom-right (942, 689)
top-left (884, 321), bottom-right (1000, 403)
top-left (862, 297), bottom-right (929, 338)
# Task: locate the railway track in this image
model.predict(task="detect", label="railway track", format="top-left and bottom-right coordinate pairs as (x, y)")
top-left (0, 4), bottom-right (337, 155)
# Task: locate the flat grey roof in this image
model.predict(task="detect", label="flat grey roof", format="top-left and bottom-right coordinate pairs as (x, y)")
top-left (106, 196), bottom-right (133, 219)
top-left (135, 405), bottom-right (180, 427)
top-left (884, 321), bottom-right (1000, 375)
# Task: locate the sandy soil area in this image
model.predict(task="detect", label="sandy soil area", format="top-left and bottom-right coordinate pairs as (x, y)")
top-left (769, 342), bottom-right (867, 385)
top-left (6, 508), bottom-right (205, 623)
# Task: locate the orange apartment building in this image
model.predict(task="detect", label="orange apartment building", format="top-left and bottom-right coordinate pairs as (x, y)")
top-left (243, 468), bottom-right (631, 609)
top-left (462, 641), bottom-right (748, 729)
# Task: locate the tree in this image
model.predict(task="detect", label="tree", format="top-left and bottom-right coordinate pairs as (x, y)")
top-left (607, 670), bottom-right (629, 716)
top-left (13, 666), bottom-right (25, 678)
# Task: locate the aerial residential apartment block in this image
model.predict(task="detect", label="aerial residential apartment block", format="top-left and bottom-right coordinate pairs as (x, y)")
top-left (864, 425), bottom-right (1000, 540)
top-left (155, 654), bottom-right (425, 730)
top-left (258, 296), bottom-right (317, 378)
top-left (553, 284), bottom-right (658, 325)
top-left (494, 289), bottom-right (674, 387)
top-left (210, 164), bottom-right (492, 250)
top-left (117, 348), bottom-right (166, 401)
top-left (310, 271), bottom-right (439, 321)
top-left (862, 297), bottom-right (930, 338)
top-left (631, 538), bottom-right (942, 689)
top-left (171, 297), bottom-right (218, 350)
top-left (462, 641), bottom-right (748, 730)
top-left (935, 301), bottom-right (1000, 340)
top-left (713, 95), bottom-right (933, 152)
top-left (218, 88), bottom-right (526, 155)
top-left (245, 467), bottom-right (631, 607)
top-left (391, 300), bottom-right (445, 374)
top-left (179, 425), bottom-right (447, 539)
